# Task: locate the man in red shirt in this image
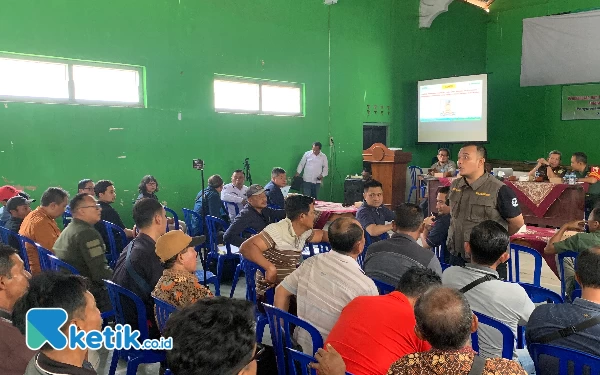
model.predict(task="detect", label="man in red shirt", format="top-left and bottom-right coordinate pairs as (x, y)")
top-left (325, 267), bottom-right (441, 375)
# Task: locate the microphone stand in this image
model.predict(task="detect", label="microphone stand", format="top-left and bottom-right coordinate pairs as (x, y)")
top-left (244, 158), bottom-right (253, 185)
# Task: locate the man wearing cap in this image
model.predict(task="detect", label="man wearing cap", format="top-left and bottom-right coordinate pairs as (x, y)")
top-left (224, 185), bottom-right (286, 247)
top-left (0, 185), bottom-right (21, 226)
top-left (152, 231), bottom-right (211, 309)
top-left (5, 196), bottom-right (35, 250)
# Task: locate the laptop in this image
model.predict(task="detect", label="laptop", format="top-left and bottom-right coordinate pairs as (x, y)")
top-left (492, 168), bottom-right (514, 177)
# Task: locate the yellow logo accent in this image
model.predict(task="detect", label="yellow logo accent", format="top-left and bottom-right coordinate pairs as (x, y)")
top-left (451, 188), bottom-right (461, 192)
top-left (442, 84), bottom-right (456, 89)
top-left (475, 192), bottom-right (491, 197)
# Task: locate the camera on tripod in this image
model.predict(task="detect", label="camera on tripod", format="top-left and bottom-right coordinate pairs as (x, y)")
top-left (192, 159), bottom-right (204, 170)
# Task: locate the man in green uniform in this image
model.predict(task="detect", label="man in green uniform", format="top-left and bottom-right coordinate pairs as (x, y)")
top-left (53, 193), bottom-right (113, 312)
top-left (570, 152), bottom-right (600, 216)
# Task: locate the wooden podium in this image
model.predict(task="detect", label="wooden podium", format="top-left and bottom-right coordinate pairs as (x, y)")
top-left (363, 143), bottom-right (412, 209)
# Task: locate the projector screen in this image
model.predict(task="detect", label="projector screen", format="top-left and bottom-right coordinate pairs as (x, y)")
top-left (418, 74), bottom-right (487, 143)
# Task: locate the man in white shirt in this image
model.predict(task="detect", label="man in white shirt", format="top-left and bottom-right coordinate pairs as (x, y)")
top-left (221, 169), bottom-right (249, 221)
top-left (275, 217), bottom-right (378, 355)
top-left (296, 142), bottom-right (328, 199)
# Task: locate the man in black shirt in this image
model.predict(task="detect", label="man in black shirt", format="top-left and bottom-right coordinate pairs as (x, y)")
top-left (93, 180), bottom-right (134, 254)
top-left (224, 184), bottom-right (286, 247)
top-left (420, 186), bottom-right (451, 252)
top-left (112, 198), bottom-right (167, 339)
top-left (265, 167), bottom-right (287, 209)
top-left (5, 195), bottom-right (35, 250)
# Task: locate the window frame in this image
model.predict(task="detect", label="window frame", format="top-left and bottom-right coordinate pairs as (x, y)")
top-left (214, 74), bottom-right (304, 117)
top-left (0, 52), bottom-right (146, 108)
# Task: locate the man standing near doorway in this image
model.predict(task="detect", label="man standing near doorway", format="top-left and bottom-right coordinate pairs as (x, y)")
top-left (446, 143), bottom-right (524, 279)
top-left (296, 142), bottom-right (328, 199)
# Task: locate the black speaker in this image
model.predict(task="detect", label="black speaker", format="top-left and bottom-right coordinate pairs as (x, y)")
top-left (344, 178), bottom-right (364, 205)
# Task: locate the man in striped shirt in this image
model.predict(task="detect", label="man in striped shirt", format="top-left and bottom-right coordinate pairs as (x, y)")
top-left (274, 217), bottom-right (379, 355)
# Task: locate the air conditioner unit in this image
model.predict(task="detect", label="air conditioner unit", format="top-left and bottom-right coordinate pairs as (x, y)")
top-left (325, 0), bottom-right (338, 4)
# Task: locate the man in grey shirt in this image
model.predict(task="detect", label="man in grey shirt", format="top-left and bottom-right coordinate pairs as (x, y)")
top-left (364, 203), bottom-right (442, 286)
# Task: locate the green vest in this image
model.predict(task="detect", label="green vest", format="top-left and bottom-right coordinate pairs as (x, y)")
top-left (447, 173), bottom-right (507, 259)
top-left (573, 166), bottom-right (600, 196)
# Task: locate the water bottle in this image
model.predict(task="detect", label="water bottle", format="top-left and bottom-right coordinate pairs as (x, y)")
top-left (563, 172), bottom-right (569, 184)
top-left (568, 172), bottom-right (576, 185)
top-left (535, 170), bottom-right (540, 179)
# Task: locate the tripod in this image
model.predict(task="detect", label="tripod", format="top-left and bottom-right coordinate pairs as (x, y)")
top-left (243, 158), bottom-right (253, 185)
top-left (193, 159), bottom-right (209, 288)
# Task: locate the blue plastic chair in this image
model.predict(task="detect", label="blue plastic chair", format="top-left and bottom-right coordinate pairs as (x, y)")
top-left (205, 215), bottom-right (240, 288)
top-left (433, 244), bottom-right (446, 263)
top-left (181, 209), bottom-right (219, 295)
top-left (223, 200), bottom-right (241, 219)
top-left (103, 220), bottom-right (130, 269)
top-left (152, 296), bottom-right (177, 334)
top-left (264, 304), bottom-right (324, 375)
top-left (62, 205), bottom-right (72, 228)
top-left (558, 250), bottom-right (580, 300)
top-left (518, 282), bottom-right (564, 303)
top-left (47, 255), bottom-right (80, 274)
top-left (241, 257), bottom-right (274, 343)
top-left (36, 244), bottom-right (53, 272)
top-left (508, 243), bottom-right (542, 286)
top-left (0, 227), bottom-right (29, 271)
top-left (408, 166), bottom-right (426, 204)
top-left (286, 348), bottom-right (354, 375)
top-left (302, 242), bottom-right (332, 259)
top-left (164, 206), bottom-right (180, 232)
top-left (104, 280), bottom-right (166, 375)
top-left (230, 228), bottom-right (259, 298)
top-left (0, 225), bottom-right (10, 244)
top-left (440, 262), bottom-right (451, 272)
top-left (16, 233), bottom-right (35, 273)
top-left (359, 231), bottom-right (389, 268)
top-left (372, 278), bottom-right (395, 295)
top-left (268, 204), bottom-right (282, 210)
top-left (182, 208), bottom-right (204, 237)
top-left (530, 343), bottom-right (600, 374)
top-left (471, 311), bottom-right (516, 359)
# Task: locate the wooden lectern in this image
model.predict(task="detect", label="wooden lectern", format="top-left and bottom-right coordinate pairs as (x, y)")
top-left (363, 143), bottom-right (412, 209)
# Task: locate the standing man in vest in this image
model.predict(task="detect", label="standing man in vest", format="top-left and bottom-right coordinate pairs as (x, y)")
top-left (447, 143), bottom-right (524, 279)
top-left (296, 142), bottom-right (328, 199)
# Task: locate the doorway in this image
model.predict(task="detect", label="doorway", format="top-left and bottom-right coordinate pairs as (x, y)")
top-left (363, 123), bottom-right (388, 150)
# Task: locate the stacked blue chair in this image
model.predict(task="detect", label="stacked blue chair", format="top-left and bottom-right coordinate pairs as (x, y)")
top-left (508, 243), bottom-right (542, 286)
top-left (558, 250), bottom-right (580, 300)
top-left (103, 220), bottom-right (130, 268)
top-left (164, 206), bottom-right (180, 232)
top-left (471, 311), bottom-right (516, 359)
top-left (242, 258), bottom-right (274, 343)
top-left (372, 278), bottom-right (395, 295)
top-left (36, 244), bottom-right (53, 272)
top-left (530, 344), bottom-right (600, 374)
top-left (104, 280), bottom-right (166, 375)
top-left (408, 166), bottom-right (426, 204)
top-left (264, 304), bottom-right (324, 375)
top-left (230, 228), bottom-right (259, 298)
top-left (205, 215), bottom-right (240, 291)
top-left (152, 296), bottom-right (177, 334)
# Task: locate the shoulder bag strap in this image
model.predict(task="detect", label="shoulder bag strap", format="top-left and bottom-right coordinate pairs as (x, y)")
top-left (536, 315), bottom-right (600, 344)
top-left (124, 240), bottom-right (152, 296)
top-left (459, 274), bottom-right (498, 294)
top-left (468, 355), bottom-right (486, 375)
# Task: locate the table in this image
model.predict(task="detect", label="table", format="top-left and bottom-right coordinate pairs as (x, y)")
top-left (510, 226), bottom-right (559, 277)
top-left (425, 178), bottom-right (586, 228)
top-left (313, 201), bottom-right (358, 229)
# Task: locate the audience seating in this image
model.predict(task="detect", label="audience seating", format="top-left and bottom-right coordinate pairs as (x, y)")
top-left (241, 257), bottom-right (274, 343)
top-left (164, 206), bottom-right (180, 232)
top-left (222, 201), bottom-right (240, 218)
top-left (230, 228), bottom-right (258, 298)
top-left (372, 278), bottom-right (395, 295)
top-left (471, 311), bottom-right (516, 360)
top-left (62, 205), bottom-right (72, 228)
top-left (182, 208), bottom-right (204, 236)
top-left (508, 243), bottom-right (542, 286)
top-left (408, 166), bottom-right (426, 204)
top-left (36, 244), bottom-right (53, 272)
top-left (302, 242), bottom-right (331, 259)
top-left (358, 231), bottom-right (388, 268)
top-left (103, 220), bottom-right (130, 268)
top-left (104, 280), bottom-right (166, 375)
top-left (263, 304), bottom-right (324, 375)
top-left (518, 282), bottom-right (564, 304)
top-left (47, 255), bottom-right (80, 274)
top-left (16, 233), bottom-right (35, 273)
top-left (205, 215), bottom-right (240, 289)
top-left (557, 250), bottom-right (580, 300)
top-left (286, 348), bottom-right (353, 375)
top-left (529, 343), bottom-right (600, 374)
top-left (152, 296), bottom-right (177, 334)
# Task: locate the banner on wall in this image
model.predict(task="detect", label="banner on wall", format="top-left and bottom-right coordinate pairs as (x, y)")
top-left (562, 84), bottom-right (600, 121)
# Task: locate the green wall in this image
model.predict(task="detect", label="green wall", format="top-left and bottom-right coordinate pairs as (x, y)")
top-left (486, 0), bottom-right (600, 164)
top-left (0, 0), bottom-right (490, 225)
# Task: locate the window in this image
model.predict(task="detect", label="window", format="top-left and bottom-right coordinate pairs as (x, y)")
top-left (214, 76), bottom-right (303, 116)
top-left (0, 54), bottom-right (145, 107)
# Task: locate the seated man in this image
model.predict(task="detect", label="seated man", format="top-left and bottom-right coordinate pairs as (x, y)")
top-left (361, 165), bottom-right (372, 182)
top-left (275, 217), bottom-right (378, 354)
top-left (77, 179), bottom-right (95, 194)
top-left (442, 220), bottom-right (535, 365)
top-left (152, 230), bottom-right (211, 308)
top-left (53, 193), bottom-right (113, 312)
top-left (240, 194), bottom-right (328, 299)
top-left (528, 150), bottom-right (566, 180)
top-left (221, 170), bottom-right (249, 221)
top-left (20, 187), bottom-right (69, 275)
top-left (224, 185), bottom-right (286, 247)
top-left (420, 186), bottom-right (451, 251)
top-left (544, 206), bottom-right (600, 298)
top-left (164, 298), bottom-right (258, 375)
top-left (325, 267), bottom-right (440, 375)
top-left (364, 203), bottom-right (442, 286)
top-left (430, 148), bottom-right (457, 174)
top-left (355, 179), bottom-right (395, 240)
top-left (387, 287), bottom-right (527, 375)
top-left (93, 180), bottom-right (134, 252)
top-left (112, 198), bottom-right (167, 339)
top-left (0, 244), bottom-right (34, 375)
top-left (13, 273), bottom-right (101, 375)
top-left (570, 152), bottom-right (600, 213)
top-left (526, 248), bottom-right (600, 373)
top-left (0, 185), bottom-right (20, 226)
top-left (5, 195), bottom-right (34, 249)
top-left (264, 167), bottom-right (287, 209)
top-left (194, 174), bottom-right (229, 226)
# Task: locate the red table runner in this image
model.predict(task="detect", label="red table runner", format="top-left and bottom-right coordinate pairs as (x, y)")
top-left (510, 226), bottom-right (559, 277)
top-left (505, 181), bottom-right (569, 218)
top-left (313, 201), bottom-right (358, 229)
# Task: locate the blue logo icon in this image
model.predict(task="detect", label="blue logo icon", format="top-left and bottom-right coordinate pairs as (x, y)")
top-left (26, 308), bottom-right (69, 350)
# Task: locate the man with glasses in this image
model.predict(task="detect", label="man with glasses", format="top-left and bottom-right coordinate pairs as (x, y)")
top-left (53, 193), bottom-right (112, 312)
top-left (430, 148), bottom-right (457, 174)
top-left (77, 179), bottom-right (95, 194)
top-left (356, 179), bottom-right (396, 240)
